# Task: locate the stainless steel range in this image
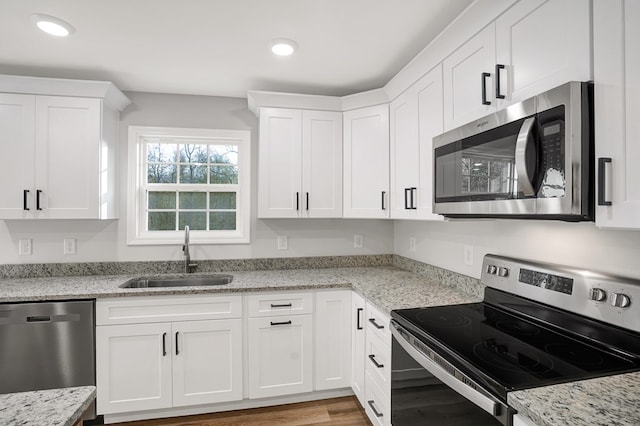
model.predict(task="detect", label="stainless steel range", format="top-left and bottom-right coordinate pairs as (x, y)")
top-left (390, 255), bottom-right (640, 425)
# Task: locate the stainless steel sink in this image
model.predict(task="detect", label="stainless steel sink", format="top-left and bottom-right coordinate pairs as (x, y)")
top-left (120, 274), bottom-right (233, 288)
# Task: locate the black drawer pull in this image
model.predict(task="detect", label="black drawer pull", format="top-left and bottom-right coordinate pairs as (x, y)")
top-left (410, 187), bottom-right (417, 209)
top-left (270, 303), bottom-right (292, 308)
top-left (23, 190), bottom-right (30, 211)
top-left (481, 72), bottom-right (491, 105)
top-left (381, 191), bottom-right (386, 210)
top-left (356, 307), bottom-right (363, 330)
top-left (36, 189), bottom-right (43, 210)
top-left (495, 64), bottom-right (506, 99)
top-left (306, 192), bottom-right (309, 211)
top-left (369, 318), bottom-right (384, 329)
top-left (162, 332), bottom-right (167, 356)
top-left (296, 192), bottom-right (299, 211)
top-left (598, 157), bottom-right (612, 206)
top-left (368, 354), bottom-right (384, 368)
top-left (175, 331), bottom-right (180, 355)
top-left (367, 400), bottom-right (383, 418)
top-left (270, 320), bottom-right (292, 326)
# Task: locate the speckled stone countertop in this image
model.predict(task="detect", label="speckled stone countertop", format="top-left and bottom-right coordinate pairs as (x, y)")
top-left (0, 386), bottom-right (95, 426)
top-left (0, 265), bottom-right (481, 312)
top-left (508, 372), bottom-right (640, 426)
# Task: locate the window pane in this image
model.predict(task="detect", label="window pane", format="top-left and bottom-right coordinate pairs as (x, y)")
top-left (210, 212), bottom-right (236, 230)
top-left (148, 192), bottom-right (176, 209)
top-left (210, 192), bottom-right (236, 209)
top-left (210, 165), bottom-right (238, 184)
top-left (209, 145), bottom-right (238, 165)
top-left (461, 157), bottom-right (470, 175)
top-left (179, 192), bottom-right (206, 209)
top-left (179, 144), bottom-right (208, 163)
top-left (147, 164), bottom-right (177, 183)
top-left (148, 212), bottom-right (176, 230)
top-left (147, 142), bottom-right (177, 163)
top-left (461, 176), bottom-right (470, 193)
top-left (471, 160), bottom-right (488, 176)
top-left (179, 212), bottom-right (206, 230)
top-left (470, 176), bottom-right (488, 193)
top-left (180, 164), bottom-right (207, 184)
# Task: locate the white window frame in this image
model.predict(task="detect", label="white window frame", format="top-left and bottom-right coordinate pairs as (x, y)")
top-left (127, 126), bottom-right (251, 245)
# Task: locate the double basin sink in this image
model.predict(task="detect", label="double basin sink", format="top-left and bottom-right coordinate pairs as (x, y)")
top-left (120, 274), bottom-right (234, 288)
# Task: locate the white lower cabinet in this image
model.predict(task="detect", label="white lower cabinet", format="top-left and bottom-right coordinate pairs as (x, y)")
top-left (364, 372), bottom-right (391, 426)
top-left (351, 292), bottom-right (366, 405)
top-left (96, 296), bottom-right (243, 416)
top-left (315, 290), bottom-right (352, 391)
top-left (513, 413), bottom-right (538, 426)
top-left (363, 300), bottom-right (392, 426)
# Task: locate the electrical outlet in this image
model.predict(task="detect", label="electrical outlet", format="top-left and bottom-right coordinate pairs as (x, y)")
top-left (464, 245), bottom-right (474, 265)
top-left (18, 239), bottom-right (32, 256)
top-left (409, 237), bottom-right (416, 252)
top-left (63, 238), bottom-right (76, 255)
top-left (354, 234), bottom-right (364, 249)
top-left (277, 235), bottom-right (288, 250)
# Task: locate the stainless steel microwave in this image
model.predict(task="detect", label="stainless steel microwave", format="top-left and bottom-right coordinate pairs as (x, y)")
top-left (433, 81), bottom-right (593, 221)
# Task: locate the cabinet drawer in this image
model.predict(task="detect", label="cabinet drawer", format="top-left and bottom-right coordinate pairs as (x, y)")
top-left (96, 295), bottom-right (242, 325)
top-left (365, 371), bottom-right (391, 426)
top-left (365, 331), bottom-right (391, 395)
top-left (247, 292), bottom-right (313, 317)
top-left (366, 302), bottom-right (390, 345)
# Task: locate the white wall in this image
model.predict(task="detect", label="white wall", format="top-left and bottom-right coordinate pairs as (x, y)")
top-left (0, 92), bottom-right (393, 264)
top-left (394, 219), bottom-right (640, 280)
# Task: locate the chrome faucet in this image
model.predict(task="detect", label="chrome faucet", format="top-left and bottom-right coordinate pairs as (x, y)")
top-left (182, 225), bottom-right (198, 273)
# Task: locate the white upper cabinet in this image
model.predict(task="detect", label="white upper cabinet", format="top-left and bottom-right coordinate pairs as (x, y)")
top-left (495, 0), bottom-right (591, 107)
top-left (343, 104), bottom-right (390, 218)
top-left (258, 107), bottom-right (342, 218)
top-left (594, 0), bottom-right (640, 229)
top-left (0, 76), bottom-right (129, 220)
top-left (390, 64), bottom-right (444, 220)
top-left (443, 0), bottom-right (591, 131)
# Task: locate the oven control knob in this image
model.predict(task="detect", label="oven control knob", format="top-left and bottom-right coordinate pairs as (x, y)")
top-left (589, 288), bottom-right (607, 302)
top-left (487, 265), bottom-right (497, 275)
top-left (497, 267), bottom-right (509, 277)
top-left (611, 293), bottom-right (632, 308)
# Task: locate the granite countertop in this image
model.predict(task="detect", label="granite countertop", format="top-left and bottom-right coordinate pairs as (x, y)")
top-left (0, 265), bottom-right (481, 312)
top-left (0, 386), bottom-right (95, 426)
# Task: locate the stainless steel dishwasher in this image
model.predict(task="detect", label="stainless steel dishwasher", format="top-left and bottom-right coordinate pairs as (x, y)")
top-left (0, 300), bottom-right (95, 396)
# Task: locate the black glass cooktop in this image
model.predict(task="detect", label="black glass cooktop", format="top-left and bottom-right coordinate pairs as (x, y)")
top-left (391, 289), bottom-right (640, 401)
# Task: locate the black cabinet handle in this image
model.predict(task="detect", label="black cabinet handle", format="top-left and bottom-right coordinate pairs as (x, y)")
top-left (369, 317), bottom-right (384, 329)
top-left (495, 64), bottom-right (506, 99)
top-left (356, 307), bottom-right (363, 330)
top-left (598, 157), bottom-right (612, 206)
top-left (481, 72), bottom-right (491, 105)
top-left (367, 400), bottom-right (383, 418)
top-left (296, 192), bottom-right (299, 211)
top-left (36, 190), bottom-right (42, 210)
top-left (368, 354), bottom-right (384, 368)
top-left (23, 190), bottom-right (30, 211)
top-left (410, 187), bottom-right (417, 209)
top-left (381, 191), bottom-right (386, 210)
top-left (404, 188), bottom-right (410, 210)
top-left (162, 332), bottom-right (167, 356)
top-left (175, 332), bottom-right (180, 355)
top-left (270, 320), bottom-right (292, 326)
top-left (270, 303), bottom-right (292, 308)
top-left (306, 192), bottom-right (309, 211)
top-left (26, 316), bottom-right (50, 322)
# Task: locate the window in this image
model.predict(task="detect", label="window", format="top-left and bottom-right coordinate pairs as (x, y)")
top-left (128, 126), bottom-right (250, 245)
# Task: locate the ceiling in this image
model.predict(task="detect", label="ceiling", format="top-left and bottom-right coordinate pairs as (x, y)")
top-left (0, 0), bottom-right (473, 98)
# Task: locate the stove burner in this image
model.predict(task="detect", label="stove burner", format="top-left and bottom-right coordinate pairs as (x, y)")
top-left (545, 343), bottom-right (605, 367)
top-left (473, 339), bottom-right (555, 375)
top-left (495, 320), bottom-right (541, 336)
top-left (415, 310), bottom-right (471, 328)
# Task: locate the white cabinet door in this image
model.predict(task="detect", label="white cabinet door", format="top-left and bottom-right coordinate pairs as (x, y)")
top-left (34, 96), bottom-right (101, 219)
top-left (443, 24), bottom-right (496, 131)
top-left (258, 108), bottom-right (303, 218)
top-left (389, 85), bottom-right (420, 219)
top-left (315, 290), bottom-right (351, 391)
top-left (594, 0), bottom-right (640, 228)
top-left (302, 110), bottom-right (343, 217)
top-left (172, 319), bottom-right (243, 407)
top-left (495, 0), bottom-right (591, 107)
top-left (0, 94), bottom-right (35, 219)
top-left (351, 292), bottom-right (366, 405)
top-left (343, 104), bottom-right (390, 218)
top-left (96, 323), bottom-right (173, 415)
top-left (248, 314), bottom-right (313, 398)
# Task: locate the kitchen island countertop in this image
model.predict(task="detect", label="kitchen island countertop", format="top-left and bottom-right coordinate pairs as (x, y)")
top-left (0, 386), bottom-right (95, 426)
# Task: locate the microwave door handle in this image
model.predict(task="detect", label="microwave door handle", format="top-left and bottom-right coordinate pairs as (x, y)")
top-left (515, 117), bottom-right (536, 197)
top-left (391, 323), bottom-right (500, 417)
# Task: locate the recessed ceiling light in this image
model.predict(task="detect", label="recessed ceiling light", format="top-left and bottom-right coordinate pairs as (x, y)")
top-left (269, 38), bottom-right (298, 56)
top-left (30, 14), bottom-right (75, 37)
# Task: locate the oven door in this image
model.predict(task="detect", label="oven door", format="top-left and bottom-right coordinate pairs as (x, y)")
top-left (391, 321), bottom-right (512, 426)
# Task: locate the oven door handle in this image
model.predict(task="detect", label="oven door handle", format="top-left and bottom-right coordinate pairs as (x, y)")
top-left (515, 116), bottom-right (536, 197)
top-left (391, 323), bottom-right (500, 417)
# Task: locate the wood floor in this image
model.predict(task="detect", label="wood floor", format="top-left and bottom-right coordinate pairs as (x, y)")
top-left (110, 396), bottom-right (372, 426)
